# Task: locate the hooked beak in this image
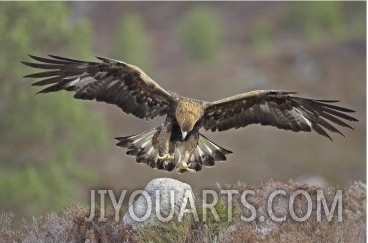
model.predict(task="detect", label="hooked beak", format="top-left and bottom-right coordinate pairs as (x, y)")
top-left (181, 130), bottom-right (188, 140)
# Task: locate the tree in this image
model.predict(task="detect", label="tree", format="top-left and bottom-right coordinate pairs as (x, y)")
top-left (0, 2), bottom-right (109, 219)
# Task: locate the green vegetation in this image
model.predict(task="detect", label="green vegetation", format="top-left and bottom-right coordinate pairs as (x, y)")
top-left (0, 180), bottom-right (365, 242)
top-left (133, 199), bottom-right (241, 242)
top-left (111, 12), bottom-right (153, 71)
top-left (283, 2), bottom-right (365, 45)
top-left (344, 2), bottom-right (366, 41)
top-left (250, 20), bottom-right (275, 56)
top-left (132, 216), bottom-right (193, 243)
top-left (197, 199), bottom-right (241, 241)
top-left (177, 5), bottom-right (222, 62)
top-left (0, 2), bottom-right (109, 220)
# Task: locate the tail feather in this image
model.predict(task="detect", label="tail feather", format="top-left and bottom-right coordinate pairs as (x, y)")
top-left (188, 134), bottom-right (232, 170)
top-left (115, 128), bottom-right (232, 173)
top-left (116, 128), bottom-right (160, 163)
top-left (115, 128), bottom-right (157, 147)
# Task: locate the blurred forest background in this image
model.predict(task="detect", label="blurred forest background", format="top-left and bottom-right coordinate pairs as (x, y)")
top-left (0, 2), bottom-right (365, 224)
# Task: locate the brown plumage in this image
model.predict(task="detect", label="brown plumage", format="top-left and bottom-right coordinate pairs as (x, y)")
top-left (175, 99), bottom-right (205, 139)
top-left (22, 55), bottom-right (358, 173)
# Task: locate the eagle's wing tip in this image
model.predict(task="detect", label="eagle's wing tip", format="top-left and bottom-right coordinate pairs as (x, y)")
top-left (28, 54), bottom-right (38, 59)
top-left (21, 61), bottom-right (37, 69)
top-left (96, 56), bottom-right (109, 62)
top-left (48, 54), bottom-right (65, 60)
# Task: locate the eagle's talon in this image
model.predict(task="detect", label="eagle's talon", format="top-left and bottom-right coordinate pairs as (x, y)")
top-left (186, 167), bottom-right (196, 173)
top-left (164, 157), bottom-right (175, 166)
top-left (187, 163), bottom-right (197, 173)
top-left (158, 153), bottom-right (175, 162)
top-left (176, 161), bottom-right (196, 173)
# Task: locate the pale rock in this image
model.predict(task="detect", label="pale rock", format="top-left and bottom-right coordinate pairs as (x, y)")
top-left (123, 177), bottom-right (195, 230)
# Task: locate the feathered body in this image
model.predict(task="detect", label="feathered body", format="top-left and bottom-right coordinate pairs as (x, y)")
top-left (23, 55), bottom-right (358, 173)
top-left (116, 95), bottom-right (230, 172)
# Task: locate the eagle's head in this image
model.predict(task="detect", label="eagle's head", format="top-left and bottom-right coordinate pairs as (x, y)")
top-left (175, 100), bottom-right (204, 139)
top-left (178, 115), bottom-right (196, 139)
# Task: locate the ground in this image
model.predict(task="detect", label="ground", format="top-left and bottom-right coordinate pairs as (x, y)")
top-left (1, 179), bottom-right (365, 242)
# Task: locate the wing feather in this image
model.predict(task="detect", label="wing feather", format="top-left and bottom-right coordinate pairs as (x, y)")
top-left (202, 90), bottom-right (357, 140)
top-left (22, 55), bottom-right (174, 120)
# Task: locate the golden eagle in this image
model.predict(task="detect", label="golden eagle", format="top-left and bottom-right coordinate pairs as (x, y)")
top-left (22, 55), bottom-right (357, 173)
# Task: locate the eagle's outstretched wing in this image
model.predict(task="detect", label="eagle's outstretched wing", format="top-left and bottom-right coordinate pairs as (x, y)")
top-left (22, 55), bottom-right (174, 120)
top-left (202, 90), bottom-right (357, 140)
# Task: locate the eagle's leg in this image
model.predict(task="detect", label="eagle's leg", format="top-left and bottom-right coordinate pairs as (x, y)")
top-left (177, 134), bottom-right (198, 173)
top-left (157, 120), bottom-right (175, 165)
